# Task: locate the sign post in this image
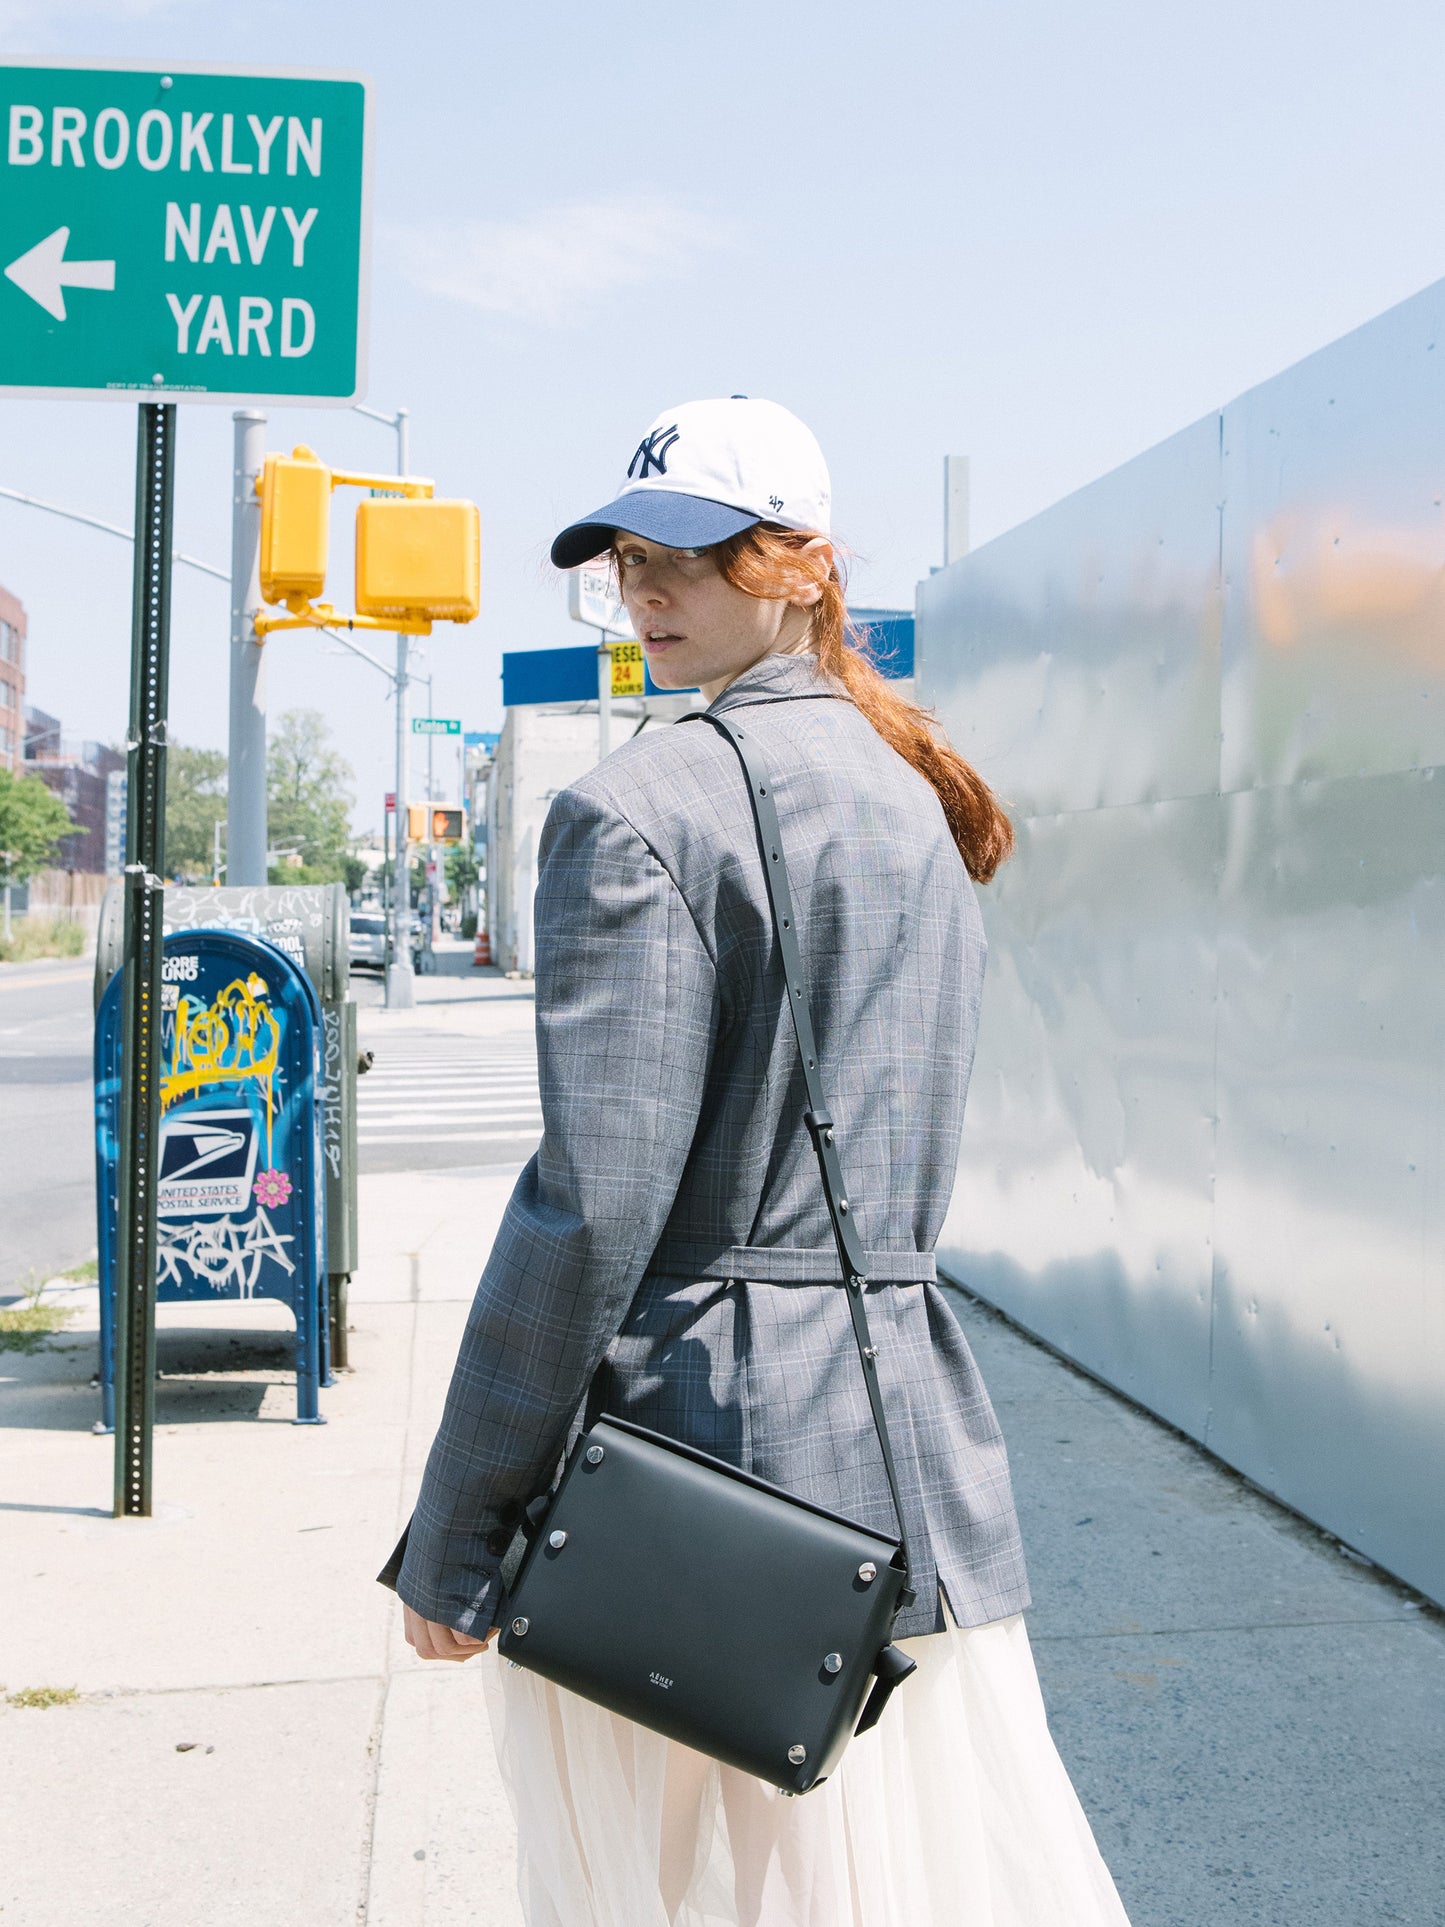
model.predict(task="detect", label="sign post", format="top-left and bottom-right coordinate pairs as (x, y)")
top-left (112, 400), bottom-right (173, 1516)
top-left (0, 59), bottom-right (371, 1516)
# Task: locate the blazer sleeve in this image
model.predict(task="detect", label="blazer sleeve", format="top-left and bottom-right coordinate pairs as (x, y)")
top-left (390, 783), bottom-right (719, 1633)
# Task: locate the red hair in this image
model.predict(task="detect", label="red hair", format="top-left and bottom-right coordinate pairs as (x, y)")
top-left (714, 526), bottom-right (1014, 883)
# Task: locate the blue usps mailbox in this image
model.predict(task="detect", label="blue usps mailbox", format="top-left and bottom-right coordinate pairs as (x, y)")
top-left (95, 929), bottom-right (330, 1427)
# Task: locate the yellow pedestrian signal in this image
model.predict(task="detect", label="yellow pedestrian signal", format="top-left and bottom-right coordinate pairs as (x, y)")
top-left (258, 447), bottom-right (331, 608)
top-left (252, 444), bottom-right (481, 641)
top-left (404, 805), bottom-right (465, 843)
top-left (355, 500), bottom-right (481, 624)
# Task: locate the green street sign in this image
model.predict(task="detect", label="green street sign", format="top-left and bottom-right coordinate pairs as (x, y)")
top-left (413, 717), bottom-right (461, 735)
top-left (0, 60), bottom-right (370, 402)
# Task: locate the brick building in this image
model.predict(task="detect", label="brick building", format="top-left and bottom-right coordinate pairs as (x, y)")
top-left (0, 584), bottom-right (25, 773)
top-left (25, 717), bottom-right (126, 876)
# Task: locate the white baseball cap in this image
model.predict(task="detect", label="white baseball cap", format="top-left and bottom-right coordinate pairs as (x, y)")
top-left (550, 396), bottom-right (831, 569)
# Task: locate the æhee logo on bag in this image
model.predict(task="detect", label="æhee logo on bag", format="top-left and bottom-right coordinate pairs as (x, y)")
top-left (649, 1671), bottom-right (673, 1691)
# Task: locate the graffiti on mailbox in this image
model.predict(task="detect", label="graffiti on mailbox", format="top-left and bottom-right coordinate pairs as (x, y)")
top-left (150, 955), bottom-right (303, 1298)
top-left (96, 925), bottom-right (329, 1428)
top-left (156, 1208), bottom-right (297, 1297)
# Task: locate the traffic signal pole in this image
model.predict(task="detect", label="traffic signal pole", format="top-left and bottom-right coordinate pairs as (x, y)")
top-left (113, 402), bottom-right (176, 1518)
top-left (227, 410), bottom-right (268, 886)
top-left (386, 408), bottom-right (416, 1010)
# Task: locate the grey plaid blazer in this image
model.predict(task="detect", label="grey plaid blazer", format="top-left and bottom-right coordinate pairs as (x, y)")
top-left (388, 651), bottom-right (1029, 1640)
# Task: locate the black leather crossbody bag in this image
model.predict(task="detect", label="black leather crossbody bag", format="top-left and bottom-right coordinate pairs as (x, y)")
top-left (496, 713), bottom-right (920, 1796)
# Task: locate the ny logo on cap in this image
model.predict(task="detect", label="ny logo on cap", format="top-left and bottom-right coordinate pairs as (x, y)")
top-left (628, 424), bottom-right (680, 480)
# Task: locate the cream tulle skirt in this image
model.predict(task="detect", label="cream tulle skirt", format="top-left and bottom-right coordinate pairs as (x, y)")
top-left (482, 1610), bottom-right (1132, 1927)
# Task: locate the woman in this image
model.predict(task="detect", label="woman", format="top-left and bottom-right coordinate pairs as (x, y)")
top-left (385, 397), bottom-right (1130, 1926)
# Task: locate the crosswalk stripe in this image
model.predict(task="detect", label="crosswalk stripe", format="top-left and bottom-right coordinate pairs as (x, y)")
top-left (356, 1031), bottom-right (542, 1157)
top-left (357, 1128), bottom-right (540, 1145)
top-left (360, 1109), bottom-right (543, 1125)
top-left (363, 1074), bottom-right (536, 1086)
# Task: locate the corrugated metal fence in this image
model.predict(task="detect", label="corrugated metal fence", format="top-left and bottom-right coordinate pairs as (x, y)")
top-left (919, 277), bottom-right (1445, 1606)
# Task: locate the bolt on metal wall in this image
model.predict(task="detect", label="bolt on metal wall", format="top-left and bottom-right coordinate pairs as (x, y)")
top-left (919, 278), bottom-right (1445, 1606)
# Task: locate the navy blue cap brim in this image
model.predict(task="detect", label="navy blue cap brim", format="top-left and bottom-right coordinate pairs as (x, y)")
top-left (550, 492), bottom-right (758, 569)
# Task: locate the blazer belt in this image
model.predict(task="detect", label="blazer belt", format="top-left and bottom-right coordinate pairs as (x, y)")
top-left (646, 1243), bottom-right (936, 1284)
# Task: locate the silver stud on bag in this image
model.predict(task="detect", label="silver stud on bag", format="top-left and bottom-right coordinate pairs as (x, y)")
top-left (585, 1445), bottom-right (604, 1465)
top-left (824, 1652), bottom-right (843, 1674)
top-left (548, 1530), bottom-right (567, 1550)
top-left (858, 1562), bottom-right (877, 1583)
top-left (787, 1744), bottom-right (807, 1765)
top-left (511, 1617), bottom-right (530, 1637)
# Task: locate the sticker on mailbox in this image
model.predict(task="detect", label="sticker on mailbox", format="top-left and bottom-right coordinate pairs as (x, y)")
top-left (157, 1109), bottom-right (259, 1217)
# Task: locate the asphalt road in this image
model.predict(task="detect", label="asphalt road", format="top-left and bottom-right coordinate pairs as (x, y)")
top-left (0, 957), bottom-right (99, 1295)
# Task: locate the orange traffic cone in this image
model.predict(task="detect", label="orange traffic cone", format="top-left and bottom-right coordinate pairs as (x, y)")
top-left (473, 928), bottom-right (492, 966)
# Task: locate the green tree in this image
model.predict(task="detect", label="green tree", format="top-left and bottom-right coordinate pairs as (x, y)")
top-left (445, 844), bottom-right (478, 901)
top-left (163, 744), bottom-right (229, 881)
top-left (0, 767), bottom-right (76, 888)
top-left (267, 709), bottom-right (355, 884)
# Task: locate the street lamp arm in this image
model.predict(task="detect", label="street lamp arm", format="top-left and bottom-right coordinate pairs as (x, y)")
top-left (0, 483), bottom-right (229, 582)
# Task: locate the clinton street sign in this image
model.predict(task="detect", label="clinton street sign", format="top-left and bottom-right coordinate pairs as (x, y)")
top-left (0, 61), bottom-right (370, 402)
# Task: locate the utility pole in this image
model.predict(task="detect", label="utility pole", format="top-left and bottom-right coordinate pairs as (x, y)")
top-left (596, 635), bottom-right (612, 762)
top-left (353, 400), bottom-right (418, 1009)
top-left (228, 410), bottom-right (268, 885)
top-left (388, 408), bottom-right (415, 1009)
top-left (943, 454), bottom-right (970, 567)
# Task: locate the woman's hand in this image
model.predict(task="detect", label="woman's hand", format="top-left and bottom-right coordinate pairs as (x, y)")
top-left (403, 1601), bottom-right (493, 1662)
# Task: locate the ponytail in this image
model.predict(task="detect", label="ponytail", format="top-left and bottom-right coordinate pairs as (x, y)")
top-left (714, 526), bottom-right (1014, 883)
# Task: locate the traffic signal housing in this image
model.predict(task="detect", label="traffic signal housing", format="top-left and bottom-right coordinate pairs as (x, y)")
top-left (355, 500), bottom-right (481, 624)
top-left (252, 446), bottom-right (481, 639)
top-left (406, 805), bottom-right (466, 844)
top-left (258, 447), bottom-right (331, 609)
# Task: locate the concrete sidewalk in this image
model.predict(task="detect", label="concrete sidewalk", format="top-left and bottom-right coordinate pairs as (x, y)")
top-left (2, 966), bottom-right (1443, 1924)
top-left (0, 1148), bottom-right (529, 1926)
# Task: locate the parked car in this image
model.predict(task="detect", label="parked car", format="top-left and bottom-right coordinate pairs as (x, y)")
top-left (349, 910), bottom-right (387, 972)
top-left (348, 909), bottom-right (425, 973)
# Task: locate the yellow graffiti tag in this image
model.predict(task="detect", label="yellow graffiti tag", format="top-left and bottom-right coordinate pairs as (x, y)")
top-left (163, 971), bottom-right (281, 1157)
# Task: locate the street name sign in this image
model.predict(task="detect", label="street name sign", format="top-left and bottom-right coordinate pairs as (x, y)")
top-left (412, 716), bottom-right (461, 735)
top-left (0, 60), bottom-right (370, 402)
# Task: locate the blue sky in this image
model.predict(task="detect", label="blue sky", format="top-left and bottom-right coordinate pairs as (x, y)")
top-left (3, 0), bottom-right (1444, 829)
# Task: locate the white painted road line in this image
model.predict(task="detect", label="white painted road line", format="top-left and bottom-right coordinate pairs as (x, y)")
top-left (357, 1128), bottom-right (542, 1145)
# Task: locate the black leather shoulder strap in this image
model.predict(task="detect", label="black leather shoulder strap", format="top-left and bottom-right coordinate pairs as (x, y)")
top-left (700, 709), bottom-right (914, 1586)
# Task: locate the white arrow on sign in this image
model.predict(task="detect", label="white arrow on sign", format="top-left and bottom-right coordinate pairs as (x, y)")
top-left (4, 226), bottom-right (116, 322)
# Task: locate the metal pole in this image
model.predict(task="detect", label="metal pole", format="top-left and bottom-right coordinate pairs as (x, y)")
top-left (382, 799), bottom-right (392, 972)
top-left (943, 454), bottom-right (970, 567)
top-left (597, 635), bottom-right (612, 763)
top-left (228, 410), bottom-right (268, 885)
top-left (386, 409), bottom-right (415, 1009)
top-left (113, 401), bottom-right (175, 1519)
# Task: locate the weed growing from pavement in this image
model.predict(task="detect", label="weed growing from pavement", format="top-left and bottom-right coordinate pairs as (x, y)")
top-left (0, 1273), bottom-right (75, 1352)
top-left (0, 1258), bottom-right (92, 1349)
top-left (54, 1256), bottom-right (98, 1284)
top-left (7, 1687), bottom-right (79, 1709)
